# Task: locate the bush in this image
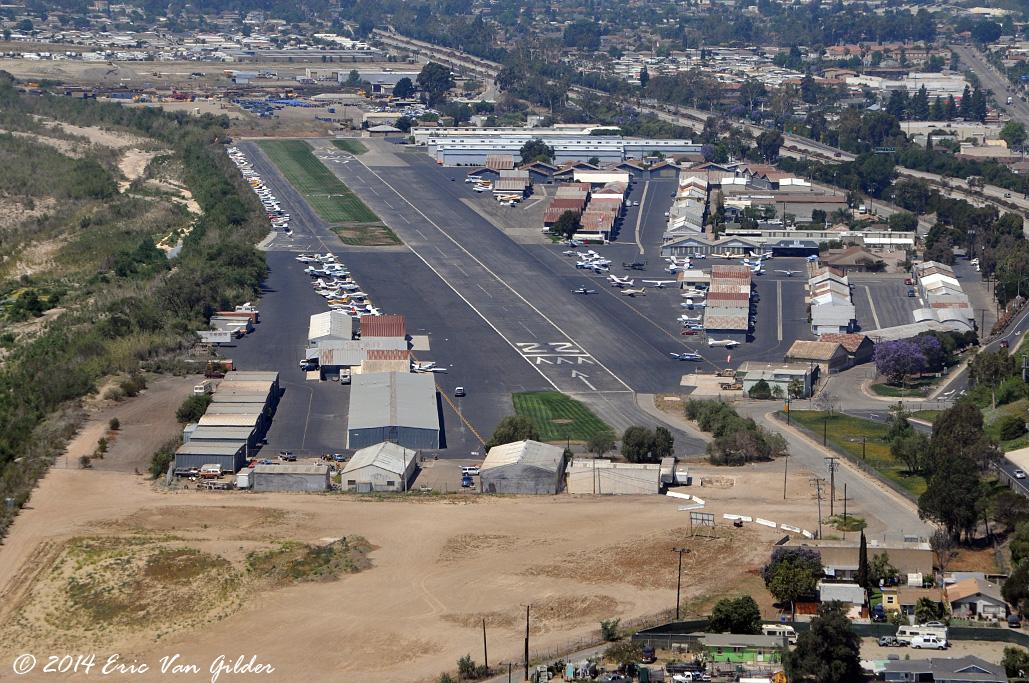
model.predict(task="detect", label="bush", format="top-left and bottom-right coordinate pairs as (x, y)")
top-left (176, 394), bottom-right (212, 423)
top-left (149, 440), bottom-right (178, 479)
top-left (998, 415), bottom-right (1028, 441)
top-left (995, 376), bottom-right (1029, 406)
top-left (748, 379), bottom-right (772, 399)
top-left (78, 455), bottom-right (91, 469)
top-left (118, 373), bottom-right (147, 397)
top-left (601, 618), bottom-right (621, 641)
top-left (109, 417), bottom-right (120, 430)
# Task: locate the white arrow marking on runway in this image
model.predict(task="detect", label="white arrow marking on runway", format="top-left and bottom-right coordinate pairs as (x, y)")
top-left (571, 369), bottom-right (596, 391)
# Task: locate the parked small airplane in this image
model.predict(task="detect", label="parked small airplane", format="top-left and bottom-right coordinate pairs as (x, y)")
top-left (691, 252), bottom-right (707, 259)
top-left (681, 288), bottom-right (706, 298)
top-left (642, 280), bottom-right (677, 288)
top-left (775, 269), bottom-right (801, 277)
top-left (751, 265), bottom-right (764, 275)
top-left (708, 338), bottom-right (740, 348)
top-left (678, 314), bottom-right (702, 323)
top-left (666, 264), bottom-right (689, 274)
top-left (806, 254), bottom-right (820, 262)
top-left (562, 250), bottom-right (579, 257)
top-left (712, 251), bottom-right (738, 259)
top-left (749, 250), bottom-right (773, 259)
top-left (681, 299), bottom-right (707, 309)
top-left (670, 352), bottom-right (703, 361)
top-left (608, 275), bottom-right (634, 287)
top-left (621, 288), bottom-right (647, 297)
top-left (571, 287), bottom-right (597, 295)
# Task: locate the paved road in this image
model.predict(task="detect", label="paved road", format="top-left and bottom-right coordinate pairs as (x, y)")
top-left (953, 44), bottom-right (1029, 124)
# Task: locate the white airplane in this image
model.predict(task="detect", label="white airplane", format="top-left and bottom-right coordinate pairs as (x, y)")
top-left (295, 254), bottom-right (318, 262)
top-left (609, 275), bottom-right (634, 287)
top-left (775, 269), bottom-right (801, 277)
top-left (681, 288), bottom-right (706, 298)
top-left (749, 250), bottom-right (773, 259)
top-left (414, 366), bottom-right (448, 373)
top-left (712, 251), bottom-right (738, 259)
top-left (670, 352), bottom-right (703, 361)
top-left (751, 265), bottom-right (764, 275)
top-left (666, 264), bottom-right (689, 274)
top-left (412, 361), bottom-right (437, 371)
top-left (571, 287), bottom-right (597, 295)
top-left (621, 288), bottom-right (647, 297)
top-left (642, 280), bottom-right (677, 288)
top-left (708, 338), bottom-right (740, 348)
top-left (316, 253), bottom-right (336, 262)
top-left (681, 299), bottom-right (707, 309)
top-left (666, 256), bottom-right (691, 266)
top-left (678, 314), bottom-right (702, 323)
top-left (562, 250), bottom-right (579, 257)
top-left (347, 291), bottom-right (369, 299)
top-left (692, 252), bottom-right (707, 259)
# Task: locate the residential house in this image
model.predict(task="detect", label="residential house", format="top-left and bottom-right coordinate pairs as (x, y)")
top-left (817, 581), bottom-right (866, 608)
top-left (701, 634), bottom-right (785, 664)
top-left (883, 656), bottom-right (1006, 683)
top-left (785, 538), bottom-right (932, 580)
top-left (946, 577), bottom-right (1008, 621)
top-left (882, 586), bottom-right (939, 617)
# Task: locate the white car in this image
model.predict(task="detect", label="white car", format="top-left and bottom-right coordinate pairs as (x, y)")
top-left (910, 635), bottom-right (947, 650)
top-left (1015, 469), bottom-right (1027, 479)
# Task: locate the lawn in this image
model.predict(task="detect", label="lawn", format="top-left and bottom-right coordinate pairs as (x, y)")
top-left (909, 410), bottom-right (941, 423)
top-left (787, 411), bottom-right (928, 497)
top-left (512, 391), bottom-right (611, 442)
top-left (258, 140), bottom-right (379, 223)
top-left (331, 139), bottom-right (368, 155)
top-left (870, 377), bottom-right (936, 398)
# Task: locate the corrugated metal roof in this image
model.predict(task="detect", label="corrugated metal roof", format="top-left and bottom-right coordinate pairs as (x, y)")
top-left (366, 349), bottom-right (409, 361)
top-left (485, 154), bottom-right (515, 170)
top-left (786, 340), bottom-right (845, 361)
top-left (309, 337), bottom-right (409, 366)
top-left (347, 372), bottom-right (439, 432)
top-left (482, 440), bottom-right (563, 472)
top-left (217, 380), bottom-right (273, 395)
top-left (197, 414), bottom-right (261, 428)
top-left (177, 442), bottom-right (246, 455)
top-left (253, 463), bottom-right (330, 475)
top-left (223, 371), bottom-right (278, 383)
top-left (189, 426), bottom-right (255, 439)
top-left (211, 392), bottom-right (268, 403)
top-left (361, 314), bottom-right (406, 338)
top-left (309, 310), bottom-right (356, 342)
top-left (343, 441), bottom-right (417, 476)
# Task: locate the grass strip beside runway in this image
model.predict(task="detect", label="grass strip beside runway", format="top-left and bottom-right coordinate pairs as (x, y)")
top-left (513, 391), bottom-right (611, 442)
top-left (258, 139), bottom-right (378, 223)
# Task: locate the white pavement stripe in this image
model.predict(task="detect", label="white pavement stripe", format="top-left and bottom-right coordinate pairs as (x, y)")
top-left (777, 280), bottom-right (783, 341)
top-left (634, 181), bottom-right (650, 255)
top-left (864, 285), bottom-right (882, 329)
top-left (349, 158), bottom-right (633, 392)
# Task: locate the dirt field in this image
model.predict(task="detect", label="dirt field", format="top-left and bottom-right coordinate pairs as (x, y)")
top-left (0, 466), bottom-right (795, 682)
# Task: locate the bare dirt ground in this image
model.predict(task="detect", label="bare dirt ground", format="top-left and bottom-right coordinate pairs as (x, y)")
top-left (118, 148), bottom-right (165, 192)
top-left (0, 471), bottom-right (794, 682)
top-left (58, 375), bottom-right (196, 473)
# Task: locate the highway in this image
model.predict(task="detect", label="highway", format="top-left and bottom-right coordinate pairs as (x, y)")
top-left (952, 44), bottom-right (1029, 124)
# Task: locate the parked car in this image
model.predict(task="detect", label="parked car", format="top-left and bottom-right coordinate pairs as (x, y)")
top-left (907, 288), bottom-right (916, 297)
top-left (278, 450), bottom-right (296, 462)
top-left (1001, 340), bottom-right (1010, 349)
top-left (1015, 469), bottom-right (1026, 479)
top-left (1009, 614), bottom-right (1022, 628)
top-left (878, 636), bottom-right (900, 647)
top-left (461, 474), bottom-right (474, 488)
top-left (454, 386), bottom-right (466, 397)
top-left (904, 277), bottom-right (914, 285)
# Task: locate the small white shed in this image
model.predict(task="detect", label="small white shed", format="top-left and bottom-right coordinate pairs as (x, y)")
top-left (340, 442), bottom-right (418, 492)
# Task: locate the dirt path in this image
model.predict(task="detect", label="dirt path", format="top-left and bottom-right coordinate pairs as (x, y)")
top-left (117, 148), bottom-right (165, 192)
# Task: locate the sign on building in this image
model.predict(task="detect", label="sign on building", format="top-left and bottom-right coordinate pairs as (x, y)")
top-left (197, 330), bottom-right (232, 344)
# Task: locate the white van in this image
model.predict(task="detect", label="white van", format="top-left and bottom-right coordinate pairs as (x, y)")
top-left (761, 624), bottom-right (798, 644)
top-left (193, 379), bottom-right (214, 395)
top-left (910, 635), bottom-right (947, 649)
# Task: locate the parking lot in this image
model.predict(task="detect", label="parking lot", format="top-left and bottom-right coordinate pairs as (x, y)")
top-left (851, 275), bottom-right (921, 332)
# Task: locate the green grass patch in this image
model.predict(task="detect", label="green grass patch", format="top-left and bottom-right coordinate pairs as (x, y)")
top-left (870, 377), bottom-right (936, 397)
top-left (246, 537), bottom-right (372, 583)
top-left (512, 391), bottom-right (611, 442)
top-left (787, 411), bottom-right (928, 497)
top-left (258, 139), bottom-right (378, 223)
top-left (827, 514), bottom-right (867, 532)
top-left (909, 410), bottom-right (941, 423)
top-left (331, 139), bottom-right (367, 155)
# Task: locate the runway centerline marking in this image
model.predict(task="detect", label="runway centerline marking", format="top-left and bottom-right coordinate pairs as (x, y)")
top-left (343, 157), bottom-right (632, 392)
top-left (634, 181), bottom-right (650, 255)
top-left (777, 280), bottom-right (783, 341)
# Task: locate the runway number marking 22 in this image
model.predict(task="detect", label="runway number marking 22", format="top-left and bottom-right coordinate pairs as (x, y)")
top-left (516, 341), bottom-right (596, 366)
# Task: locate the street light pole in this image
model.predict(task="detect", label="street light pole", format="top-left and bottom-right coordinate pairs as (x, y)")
top-left (672, 547), bottom-right (690, 621)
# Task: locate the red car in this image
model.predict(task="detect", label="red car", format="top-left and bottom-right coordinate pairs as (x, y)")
top-left (681, 329), bottom-right (698, 336)
top-left (904, 277), bottom-right (914, 285)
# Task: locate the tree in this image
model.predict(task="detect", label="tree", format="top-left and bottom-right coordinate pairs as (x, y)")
top-left (755, 130), bottom-right (784, 162)
top-left (519, 138), bottom-right (554, 164)
top-left (787, 378), bottom-right (804, 398)
top-left (176, 394), bottom-right (212, 423)
top-left (1011, 521), bottom-right (1029, 565)
top-left (653, 426), bottom-right (674, 459)
top-left (891, 431), bottom-right (929, 475)
top-left (1002, 646), bottom-right (1029, 679)
top-left (485, 415), bottom-right (538, 449)
top-left (764, 547), bottom-right (822, 619)
top-left (639, 65), bottom-right (649, 90)
top-left (395, 116), bottom-right (414, 133)
top-left (929, 529), bottom-right (956, 576)
top-left (989, 492), bottom-right (1029, 534)
top-left (914, 597), bottom-right (943, 623)
top-left (552, 210), bottom-right (580, 240)
top-left (887, 212), bottom-right (918, 232)
top-left (600, 618), bottom-right (621, 641)
top-left (910, 85), bottom-right (930, 120)
top-left (869, 552), bottom-right (899, 588)
top-left (1000, 121), bottom-right (1027, 149)
top-left (971, 19), bottom-right (1002, 44)
top-left (874, 339), bottom-right (927, 385)
top-left (918, 452), bottom-right (982, 540)
top-left (417, 62), bottom-right (455, 106)
top-left (622, 426), bottom-right (656, 463)
top-left (856, 531), bottom-right (869, 590)
top-left (748, 379), bottom-right (773, 400)
top-left (392, 77), bottom-right (415, 99)
top-left (345, 69), bottom-right (361, 87)
top-left (604, 640), bottom-right (642, 670)
top-left (587, 430), bottom-right (615, 458)
top-left (998, 415), bottom-right (1027, 441)
top-left (707, 595), bottom-right (761, 634)
top-left (1001, 561), bottom-right (1029, 613)
top-left (785, 602), bottom-right (862, 683)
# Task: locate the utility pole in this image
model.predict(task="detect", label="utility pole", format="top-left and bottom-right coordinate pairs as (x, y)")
top-left (822, 413), bottom-right (828, 446)
top-left (523, 605), bottom-right (530, 681)
top-left (783, 455), bottom-right (789, 500)
top-left (861, 436), bottom-right (866, 460)
top-left (482, 617), bottom-right (488, 670)
top-left (672, 547), bottom-right (690, 620)
top-left (825, 457), bottom-right (839, 517)
top-left (811, 477), bottom-right (826, 539)
top-left (843, 483), bottom-right (848, 529)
